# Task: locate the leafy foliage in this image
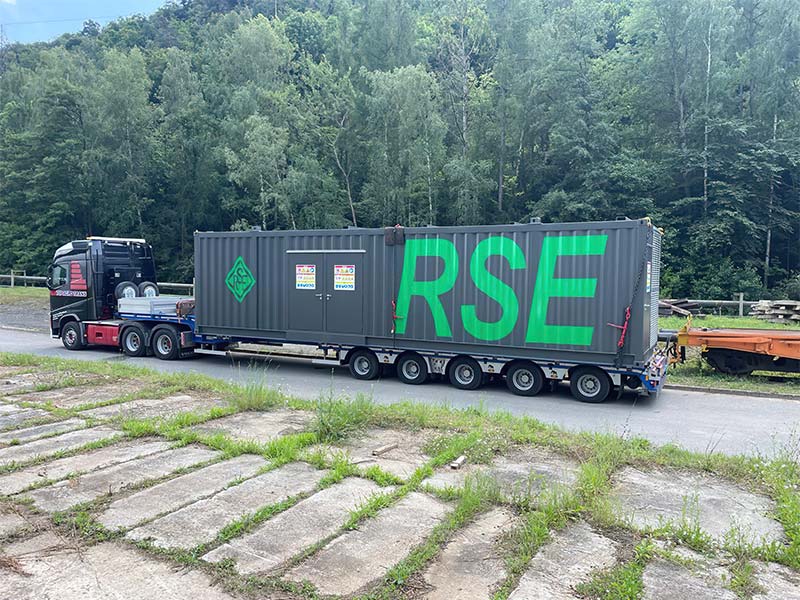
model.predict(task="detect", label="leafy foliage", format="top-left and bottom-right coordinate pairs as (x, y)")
top-left (0, 0), bottom-right (798, 297)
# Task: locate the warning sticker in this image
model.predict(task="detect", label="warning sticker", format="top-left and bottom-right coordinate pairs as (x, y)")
top-left (295, 264), bottom-right (316, 290)
top-left (334, 264), bottom-right (356, 291)
top-left (645, 261), bottom-right (652, 293)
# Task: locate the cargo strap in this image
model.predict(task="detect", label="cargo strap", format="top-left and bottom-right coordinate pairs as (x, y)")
top-left (609, 254), bottom-right (647, 368)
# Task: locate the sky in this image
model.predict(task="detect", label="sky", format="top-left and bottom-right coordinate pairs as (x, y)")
top-left (0, 0), bottom-right (166, 44)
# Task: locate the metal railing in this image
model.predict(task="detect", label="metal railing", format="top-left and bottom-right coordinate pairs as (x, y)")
top-left (0, 274), bottom-right (194, 294)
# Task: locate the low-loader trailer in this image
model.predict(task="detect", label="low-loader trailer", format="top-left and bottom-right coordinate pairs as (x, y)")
top-left (47, 220), bottom-right (668, 403)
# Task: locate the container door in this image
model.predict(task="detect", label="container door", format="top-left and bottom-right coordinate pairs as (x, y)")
top-left (287, 253), bottom-right (324, 331)
top-left (324, 253), bottom-right (364, 335)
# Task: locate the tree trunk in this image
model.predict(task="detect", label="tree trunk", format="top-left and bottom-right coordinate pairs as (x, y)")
top-left (497, 97), bottom-right (505, 214)
top-left (764, 112), bottom-right (777, 288)
top-left (702, 20), bottom-right (712, 217)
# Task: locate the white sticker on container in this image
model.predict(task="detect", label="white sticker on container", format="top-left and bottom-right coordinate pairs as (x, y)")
top-left (334, 264), bottom-right (355, 291)
top-left (646, 261), bottom-right (652, 293)
top-left (295, 264), bottom-right (316, 290)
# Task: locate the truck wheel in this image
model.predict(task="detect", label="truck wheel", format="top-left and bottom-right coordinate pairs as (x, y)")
top-left (396, 353), bottom-right (428, 385)
top-left (506, 361), bottom-right (545, 396)
top-left (138, 281), bottom-right (159, 297)
top-left (151, 327), bottom-right (180, 360)
top-left (115, 281), bottom-right (139, 299)
top-left (121, 326), bottom-right (147, 357)
top-left (448, 356), bottom-right (482, 391)
top-left (570, 367), bottom-right (611, 403)
top-left (349, 349), bottom-right (381, 380)
top-left (61, 322), bottom-right (85, 351)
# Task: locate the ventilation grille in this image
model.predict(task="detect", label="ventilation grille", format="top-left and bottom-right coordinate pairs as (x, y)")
top-left (650, 229), bottom-right (662, 349)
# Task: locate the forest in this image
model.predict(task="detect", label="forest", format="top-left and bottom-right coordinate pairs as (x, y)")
top-left (0, 0), bottom-right (799, 298)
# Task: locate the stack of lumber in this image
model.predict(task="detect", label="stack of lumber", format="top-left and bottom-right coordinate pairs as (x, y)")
top-left (749, 300), bottom-right (800, 323)
top-left (659, 299), bottom-right (703, 317)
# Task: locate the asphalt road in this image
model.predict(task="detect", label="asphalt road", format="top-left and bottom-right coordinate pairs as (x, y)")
top-left (1, 326), bottom-right (798, 457)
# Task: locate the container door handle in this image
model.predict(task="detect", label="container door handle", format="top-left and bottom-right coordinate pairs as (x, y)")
top-left (314, 293), bottom-right (323, 301)
top-left (325, 293), bottom-right (332, 301)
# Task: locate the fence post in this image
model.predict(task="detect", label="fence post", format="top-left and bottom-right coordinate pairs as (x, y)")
top-left (9, 272), bottom-right (13, 288)
top-left (738, 292), bottom-right (744, 317)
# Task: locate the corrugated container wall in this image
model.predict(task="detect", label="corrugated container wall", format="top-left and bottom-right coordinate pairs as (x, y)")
top-left (195, 219), bottom-right (661, 368)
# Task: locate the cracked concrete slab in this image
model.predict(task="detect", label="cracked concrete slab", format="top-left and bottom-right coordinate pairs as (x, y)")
top-left (322, 428), bottom-right (433, 479)
top-left (127, 461), bottom-right (325, 549)
top-left (423, 464), bottom-right (488, 492)
top-left (0, 406), bottom-right (50, 430)
top-left (489, 446), bottom-right (580, 499)
top-left (80, 395), bottom-right (227, 420)
top-left (613, 467), bottom-right (785, 543)
top-left (0, 372), bottom-right (93, 396)
top-left (0, 439), bottom-right (172, 496)
top-left (203, 477), bottom-right (384, 573)
top-left (24, 446), bottom-right (220, 512)
top-left (0, 425), bottom-right (119, 468)
top-left (508, 521), bottom-right (618, 600)
top-left (12, 382), bottom-right (142, 409)
top-left (99, 454), bottom-right (268, 530)
top-left (285, 491), bottom-right (450, 596)
top-left (422, 507), bottom-right (514, 600)
top-left (753, 561), bottom-right (800, 599)
top-left (0, 532), bottom-right (238, 600)
top-left (189, 409), bottom-right (312, 441)
top-left (0, 418), bottom-right (86, 445)
top-left (642, 558), bottom-right (736, 600)
top-left (0, 506), bottom-right (29, 537)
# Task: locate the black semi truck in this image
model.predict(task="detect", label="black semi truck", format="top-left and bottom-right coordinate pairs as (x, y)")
top-left (47, 220), bottom-right (668, 403)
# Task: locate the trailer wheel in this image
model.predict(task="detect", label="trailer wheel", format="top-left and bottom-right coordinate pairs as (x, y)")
top-left (138, 281), bottom-right (159, 297)
top-left (396, 353), bottom-right (428, 385)
top-left (115, 281), bottom-right (139, 299)
top-left (151, 327), bottom-right (180, 360)
top-left (121, 326), bottom-right (147, 357)
top-left (448, 356), bottom-right (482, 391)
top-left (61, 322), bottom-right (85, 351)
top-left (570, 367), bottom-right (611, 403)
top-left (506, 361), bottom-right (545, 396)
top-left (349, 349), bottom-right (381, 380)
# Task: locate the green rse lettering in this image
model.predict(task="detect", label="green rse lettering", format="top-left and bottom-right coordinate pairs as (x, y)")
top-left (396, 233), bottom-right (607, 346)
top-left (461, 236), bottom-right (526, 341)
top-left (395, 238), bottom-right (459, 336)
top-left (525, 234), bottom-right (608, 345)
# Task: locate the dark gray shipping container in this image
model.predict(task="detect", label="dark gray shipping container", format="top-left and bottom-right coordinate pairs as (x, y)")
top-left (194, 219), bottom-right (661, 369)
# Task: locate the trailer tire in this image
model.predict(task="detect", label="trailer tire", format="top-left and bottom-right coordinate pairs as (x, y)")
top-left (121, 326), bottom-right (147, 357)
top-left (506, 361), bottom-right (545, 396)
top-left (349, 349), bottom-right (381, 380)
top-left (570, 367), bottom-right (611, 403)
top-left (396, 353), bottom-right (428, 385)
top-left (138, 281), bottom-right (159, 297)
top-left (115, 281), bottom-right (139, 300)
top-left (448, 356), bottom-right (482, 391)
top-left (151, 327), bottom-right (180, 360)
top-left (61, 321), bottom-right (85, 351)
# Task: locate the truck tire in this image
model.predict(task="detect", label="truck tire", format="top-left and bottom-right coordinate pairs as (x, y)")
top-left (448, 356), bottom-right (482, 391)
top-left (396, 353), bottom-right (428, 385)
top-left (349, 349), bottom-right (381, 380)
top-left (506, 361), bottom-right (545, 396)
top-left (138, 281), bottom-right (159, 297)
top-left (570, 367), bottom-right (611, 403)
top-left (121, 326), bottom-right (147, 357)
top-left (61, 321), bottom-right (85, 351)
top-left (115, 281), bottom-right (139, 299)
top-left (151, 327), bottom-right (180, 360)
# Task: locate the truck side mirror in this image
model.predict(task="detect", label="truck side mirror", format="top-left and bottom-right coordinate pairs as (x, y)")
top-left (45, 264), bottom-right (55, 290)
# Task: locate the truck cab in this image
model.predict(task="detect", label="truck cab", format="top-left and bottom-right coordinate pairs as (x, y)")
top-left (47, 237), bottom-right (158, 339)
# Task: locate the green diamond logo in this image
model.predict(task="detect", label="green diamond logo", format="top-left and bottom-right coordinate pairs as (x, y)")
top-left (225, 256), bottom-right (256, 303)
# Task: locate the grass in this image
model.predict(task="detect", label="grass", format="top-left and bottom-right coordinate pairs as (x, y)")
top-left (0, 286), bottom-right (49, 304)
top-left (1, 351), bottom-right (800, 598)
top-left (660, 315), bottom-right (800, 331)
